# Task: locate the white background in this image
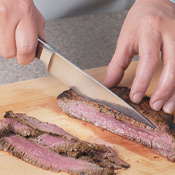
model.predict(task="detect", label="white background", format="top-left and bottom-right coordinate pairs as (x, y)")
top-left (33, 0), bottom-right (135, 20)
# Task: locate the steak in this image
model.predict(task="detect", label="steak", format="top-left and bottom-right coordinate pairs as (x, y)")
top-left (0, 111), bottom-right (129, 175)
top-left (0, 135), bottom-right (105, 175)
top-left (0, 118), bottom-right (38, 137)
top-left (35, 133), bottom-right (73, 149)
top-left (57, 86), bottom-right (175, 161)
top-left (4, 111), bottom-right (77, 141)
top-left (34, 133), bottom-right (129, 169)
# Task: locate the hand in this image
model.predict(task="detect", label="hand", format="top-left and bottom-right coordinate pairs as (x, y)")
top-left (103, 0), bottom-right (175, 114)
top-left (0, 0), bottom-right (45, 65)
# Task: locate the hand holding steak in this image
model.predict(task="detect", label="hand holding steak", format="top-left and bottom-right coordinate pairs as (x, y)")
top-left (103, 0), bottom-right (175, 114)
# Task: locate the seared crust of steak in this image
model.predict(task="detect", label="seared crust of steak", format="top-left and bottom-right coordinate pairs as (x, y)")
top-left (57, 87), bottom-right (175, 161)
top-left (0, 111), bottom-right (129, 174)
top-left (112, 87), bottom-right (175, 133)
top-left (58, 87), bottom-right (174, 132)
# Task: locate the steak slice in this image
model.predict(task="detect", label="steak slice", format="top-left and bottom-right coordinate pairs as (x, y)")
top-left (4, 111), bottom-right (77, 141)
top-left (0, 135), bottom-right (107, 175)
top-left (34, 133), bottom-right (129, 169)
top-left (0, 111), bottom-right (129, 174)
top-left (0, 118), bottom-right (38, 137)
top-left (35, 133), bottom-right (73, 149)
top-left (57, 87), bottom-right (175, 161)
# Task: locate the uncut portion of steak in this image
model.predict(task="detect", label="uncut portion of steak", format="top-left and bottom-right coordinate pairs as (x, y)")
top-left (0, 111), bottom-right (129, 175)
top-left (57, 87), bottom-right (175, 161)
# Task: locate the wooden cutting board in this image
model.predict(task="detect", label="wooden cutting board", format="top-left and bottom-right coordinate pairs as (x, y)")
top-left (0, 61), bottom-right (174, 175)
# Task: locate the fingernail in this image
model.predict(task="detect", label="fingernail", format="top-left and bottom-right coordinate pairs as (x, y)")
top-left (152, 100), bottom-right (164, 111)
top-left (132, 92), bottom-right (144, 104)
top-left (163, 102), bottom-right (175, 114)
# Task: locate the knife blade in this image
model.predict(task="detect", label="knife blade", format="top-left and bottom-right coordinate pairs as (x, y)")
top-left (36, 38), bottom-right (156, 129)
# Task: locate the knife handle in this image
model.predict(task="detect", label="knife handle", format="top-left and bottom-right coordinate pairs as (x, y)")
top-left (36, 38), bottom-right (57, 59)
top-left (36, 38), bottom-right (57, 70)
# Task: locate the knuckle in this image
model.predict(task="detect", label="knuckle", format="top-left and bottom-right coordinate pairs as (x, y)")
top-left (0, 3), bottom-right (8, 20)
top-left (140, 54), bottom-right (159, 66)
top-left (155, 86), bottom-right (172, 100)
top-left (109, 61), bottom-right (124, 72)
top-left (19, 0), bottom-right (33, 15)
top-left (109, 58), bottom-right (129, 71)
top-left (134, 76), bottom-right (148, 89)
top-left (163, 81), bottom-right (175, 93)
top-left (168, 70), bottom-right (175, 82)
top-left (18, 45), bottom-right (35, 57)
top-left (136, 77), bottom-right (147, 85)
top-left (143, 14), bottom-right (162, 29)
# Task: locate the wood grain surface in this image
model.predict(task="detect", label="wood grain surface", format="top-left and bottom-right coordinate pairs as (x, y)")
top-left (0, 61), bottom-right (174, 175)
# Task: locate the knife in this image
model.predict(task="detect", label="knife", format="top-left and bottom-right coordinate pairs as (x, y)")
top-left (36, 38), bottom-right (156, 129)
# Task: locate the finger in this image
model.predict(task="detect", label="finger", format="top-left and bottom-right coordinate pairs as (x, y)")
top-left (103, 33), bottom-right (134, 88)
top-left (15, 13), bottom-right (38, 65)
top-left (0, 3), bottom-right (16, 58)
top-left (150, 38), bottom-right (175, 111)
top-left (35, 7), bottom-right (46, 41)
top-left (130, 27), bottom-right (161, 104)
top-left (163, 88), bottom-right (175, 114)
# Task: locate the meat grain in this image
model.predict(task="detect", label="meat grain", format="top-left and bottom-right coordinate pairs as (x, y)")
top-left (57, 87), bottom-right (175, 161)
top-left (0, 111), bottom-right (129, 175)
top-left (0, 135), bottom-right (104, 174)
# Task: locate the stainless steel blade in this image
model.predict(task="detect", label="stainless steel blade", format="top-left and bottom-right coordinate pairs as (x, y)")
top-left (36, 39), bottom-right (156, 129)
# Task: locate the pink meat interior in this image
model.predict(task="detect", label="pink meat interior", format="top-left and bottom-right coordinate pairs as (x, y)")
top-left (4, 135), bottom-right (102, 171)
top-left (35, 133), bottom-right (73, 148)
top-left (59, 100), bottom-right (174, 152)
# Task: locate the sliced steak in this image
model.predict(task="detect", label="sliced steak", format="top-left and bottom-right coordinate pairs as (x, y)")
top-left (0, 135), bottom-right (108, 175)
top-left (34, 133), bottom-right (129, 169)
top-left (0, 118), bottom-right (38, 137)
top-left (4, 111), bottom-right (77, 141)
top-left (57, 87), bottom-right (175, 161)
top-left (35, 133), bottom-right (73, 149)
top-left (0, 111), bottom-right (129, 174)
